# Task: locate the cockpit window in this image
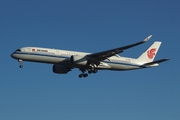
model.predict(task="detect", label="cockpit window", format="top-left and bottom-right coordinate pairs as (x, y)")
top-left (16, 49), bottom-right (21, 52)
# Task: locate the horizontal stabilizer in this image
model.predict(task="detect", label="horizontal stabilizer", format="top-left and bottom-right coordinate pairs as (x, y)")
top-left (141, 58), bottom-right (170, 67)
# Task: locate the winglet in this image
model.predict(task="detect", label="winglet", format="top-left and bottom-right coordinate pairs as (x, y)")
top-left (143, 35), bottom-right (153, 42)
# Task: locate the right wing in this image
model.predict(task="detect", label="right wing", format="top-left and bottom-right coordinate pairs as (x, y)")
top-left (87, 35), bottom-right (152, 61)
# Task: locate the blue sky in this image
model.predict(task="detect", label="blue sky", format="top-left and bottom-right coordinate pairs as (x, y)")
top-left (1, 0), bottom-right (180, 120)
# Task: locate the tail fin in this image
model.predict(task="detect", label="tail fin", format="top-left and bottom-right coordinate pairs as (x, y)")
top-left (137, 41), bottom-right (161, 63)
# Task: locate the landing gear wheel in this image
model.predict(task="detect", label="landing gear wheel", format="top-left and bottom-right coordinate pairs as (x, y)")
top-left (19, 65), bottom-right (23, 68)
top-left (84, 73), bottom-right (88, 77)
top-left (88, 70), bottom-right (92, 74)
top-left (88, 68), bottom-right (98, 74)
top-left (79, 74), bottom-right (83, 78)
top-left (78, 73), bottom-right (88, 78)
top-left (93, 69), bottom-right (98, 73)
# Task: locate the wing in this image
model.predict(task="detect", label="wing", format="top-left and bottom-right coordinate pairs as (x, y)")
top-left (87, 35), bottom-right (152, 61)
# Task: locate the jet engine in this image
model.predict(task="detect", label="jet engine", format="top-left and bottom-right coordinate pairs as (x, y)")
top-left (70, 55), bottom-right (88, 66)
top-left (52, 64), bottom-right (70, 74)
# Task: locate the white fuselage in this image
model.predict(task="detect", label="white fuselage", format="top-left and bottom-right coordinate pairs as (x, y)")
top-left (11, 47), bottom-right (143, 71)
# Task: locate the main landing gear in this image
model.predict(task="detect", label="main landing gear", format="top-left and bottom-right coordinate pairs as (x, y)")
top-left (79, 66), bottom-right (98, 78)
top-left (18, 59), bottom-right (23, 68)
top-left (79, 73), bottom-right (88, 78)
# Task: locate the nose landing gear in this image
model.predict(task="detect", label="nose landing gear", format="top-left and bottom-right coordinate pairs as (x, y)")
top-left (18, 59), bottom-right (23, 68)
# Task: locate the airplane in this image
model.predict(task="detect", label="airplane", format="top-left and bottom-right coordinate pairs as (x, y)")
top-left (11, 35), bottom-right (169, 78)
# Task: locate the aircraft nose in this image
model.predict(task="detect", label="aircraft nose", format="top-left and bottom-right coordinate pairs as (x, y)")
top-left (11, 52), bottom-right (15, 58)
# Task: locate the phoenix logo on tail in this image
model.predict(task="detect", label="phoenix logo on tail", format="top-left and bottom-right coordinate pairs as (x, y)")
top-left (147, 48), bottom-right (156, 59)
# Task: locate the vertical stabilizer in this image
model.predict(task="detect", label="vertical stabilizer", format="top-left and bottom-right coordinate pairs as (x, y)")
top-left (137, 41), bottom-right (161, 63)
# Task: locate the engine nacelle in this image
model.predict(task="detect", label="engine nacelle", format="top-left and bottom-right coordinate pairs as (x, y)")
top-left (70, 55), bottom-right (88, 66)
top-left (52, 64), bottom-right (70, 74)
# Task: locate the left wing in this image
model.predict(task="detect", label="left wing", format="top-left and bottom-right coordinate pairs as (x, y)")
top-left (87, 35), bottom-right (152, 61)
